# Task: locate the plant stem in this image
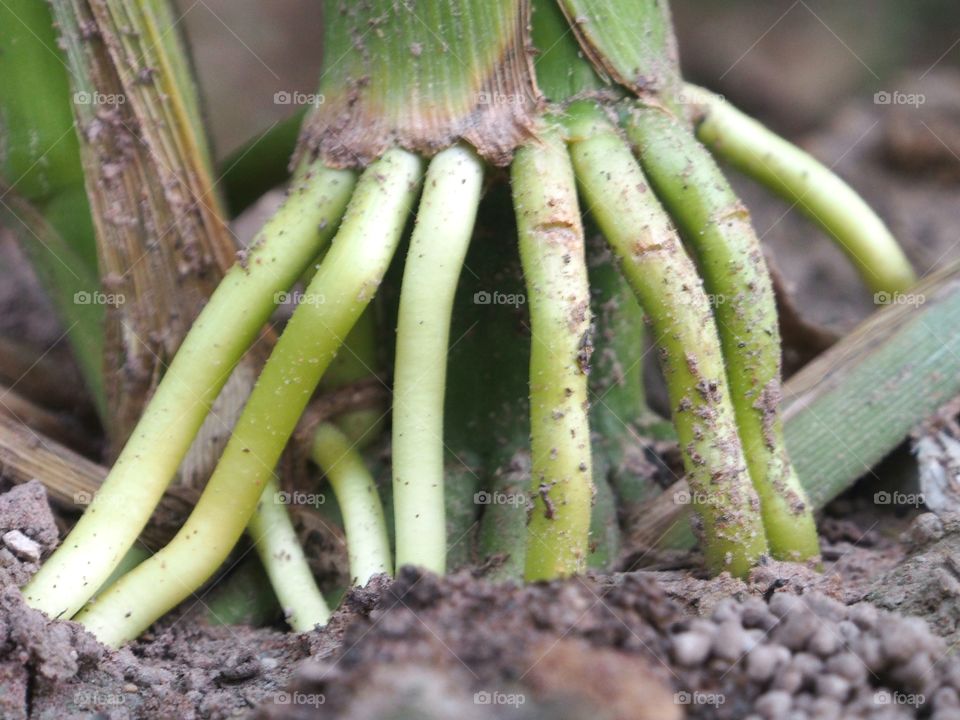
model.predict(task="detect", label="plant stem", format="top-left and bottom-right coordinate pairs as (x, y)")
top-left (248, 478), bottom-right (330, 631)
top-left (312, 422), bottom-right (392, 585)
top-left (625, 105), bottom-right (819, 562)
top-left (74, 150), bottom-right (421, 645)
top-left (565, 100), bottom-right (768, 577)
top-left (685, 84), bottom-right (916, 295)
top-left (393, 145), bottom-right (484, 573)
top-left (23, 162), bottom-right (355, 620)
top-left (513, 126), bottom-right (594, 581)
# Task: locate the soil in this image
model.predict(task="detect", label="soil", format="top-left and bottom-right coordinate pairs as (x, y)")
top-left (0, 476), bottom-right (957, 719)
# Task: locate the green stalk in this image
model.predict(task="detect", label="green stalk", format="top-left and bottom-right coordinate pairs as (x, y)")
top-left (625, 105), bottom-right (819, 562)
top-left (312, 423), bottom-right (392, 585)
top-left (514, 126), bottom-right (594, 581)
top-left (566, 100), bottom-right (768, 577)
top-left (24, 162), bottom-right (356, 620)
top-left (685, 84), bottom-right (916, 295)
top-left (248, 478), bottom-right (330, 631)
top-left (74, 150), bottom-right (421, 646)
top-left (393, 145), bottom-right (484, 573)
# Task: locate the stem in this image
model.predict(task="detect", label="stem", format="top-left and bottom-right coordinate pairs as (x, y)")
top-left (305, 0), bottom-right (537, 167)
top-left (393, 145), bottom-right (484, 573)
top-left (312, 422), bottom-right (392, 585)
top-left (625, 105), bottom-right (819, 562)
top-left (74, 150), bottom-right (421, 646)
top-left (685, 84), bottom-right (916, 295)
top-left (513, 126), bottom-right (594, 581)
top-left (24, 162), bottom-right (355, 620)
top-left (565, 100), bottom-right (768, 577)
top-left (248, 478), bottom-right (330, 631)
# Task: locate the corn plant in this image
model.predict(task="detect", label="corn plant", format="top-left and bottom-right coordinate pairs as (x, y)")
top-left (2, 0), bottom-right (917, 647)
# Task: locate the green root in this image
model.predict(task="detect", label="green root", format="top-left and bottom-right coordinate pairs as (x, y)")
top-left (392, 145), bottom-right (485, 573)
top-left (565, 101), bottom-right (768, 577)
top-left (626, 104), bottom-right (819, 562)
top-left (513, 126), bottom-right (594, 581)
top-left (248, 478), bottom-right (330, 631)
top-left (23, 162), bottom-right (356, 620)
top-left (72, 150), bottom-right (422, 646)
top-left (685, 84), bottom-right (915, 295)
top-left (312, 422), bottom-right (392, 585)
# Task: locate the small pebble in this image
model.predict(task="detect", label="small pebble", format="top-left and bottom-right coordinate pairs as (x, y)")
top-left (769, 592), bottom-right (805, 618)
top-left (849, 603), bottom-right (879, 630)
top-left (672, 631), bottom-right (712, 666)
top-left (808, 625), bottom-right (840, 656)
top-left (815, 674), bottom-right (850, 701)
top-left (713, 620), bottom-right (748, 662)
top-left (826, 652), bottom-right (868, 684)
top-left (936, 686), bottom-right (960, 708)
top-left (2, 530), bottom-right (41, 562)
top-left (755, 690), bottom-right (792, 719)
top-left (775, 611), bottom-right (819, 651)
